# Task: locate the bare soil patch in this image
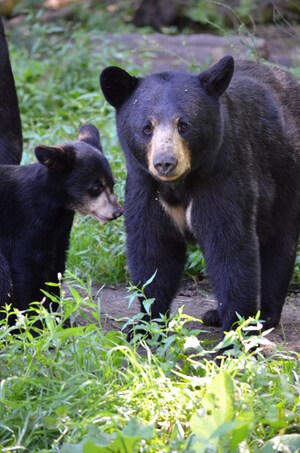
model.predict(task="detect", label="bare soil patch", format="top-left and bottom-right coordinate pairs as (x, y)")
top-left (76, 280), bottom-right (300, 353)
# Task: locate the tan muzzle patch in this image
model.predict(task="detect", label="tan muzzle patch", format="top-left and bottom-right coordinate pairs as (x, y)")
top-left (77, 189), bottom-right (123, 226)
top-left (147, 124), bottom-right (191, 182)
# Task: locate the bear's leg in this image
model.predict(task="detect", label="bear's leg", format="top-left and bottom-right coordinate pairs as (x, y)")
top-left (11, 250), bottom-right (59, 315)
top-left (259, 225), bottom-right (299, 329)
top-left (202, 308), bottom-right (221, 327)
top-left (191, 189), bottom-right (260, 332)
top-left (53, 216), bottom-right (73, 278)
top-left (204, 234), bottom-right (260, 332)
top-left (0, 253), bottom-right (12, 319)
top-left (128, 229), bottom-right (186, 320)
top-left (125, 181), bottom-right (187, 320)
top-left (0, 18), bottom-right (22, 165)
top-left (12, 271), bottom-right (47, 311)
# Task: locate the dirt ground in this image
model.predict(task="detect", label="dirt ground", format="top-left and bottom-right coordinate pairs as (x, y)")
top-left (75, 280), bottom-right (300, 354)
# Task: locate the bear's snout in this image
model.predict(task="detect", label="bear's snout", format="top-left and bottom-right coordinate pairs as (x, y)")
top-left (153, 153), bottom-right (178, 176)
top-left (147, 124), bottom-right (191, 181)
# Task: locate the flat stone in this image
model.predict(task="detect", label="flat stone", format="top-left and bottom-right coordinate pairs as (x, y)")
top-left (100, 32), bottom-right (268, 72)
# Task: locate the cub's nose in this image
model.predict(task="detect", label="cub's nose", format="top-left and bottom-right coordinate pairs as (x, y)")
top-left (153, 154), bottom-right (178, 176)
top-left (113, 205), bottom-right (123, 219)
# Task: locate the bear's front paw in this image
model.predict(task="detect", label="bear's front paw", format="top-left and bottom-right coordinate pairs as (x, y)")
top-left (260, 311), bottom-right (280, 331)
top-left (202, 309), bottom-right (221, 327)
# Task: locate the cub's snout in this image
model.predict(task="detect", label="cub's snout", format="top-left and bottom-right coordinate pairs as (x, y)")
top-left (93, 188), bottom-right (123, 227)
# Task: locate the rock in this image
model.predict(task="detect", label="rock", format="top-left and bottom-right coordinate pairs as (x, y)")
top-left (102, 32), bottom-right (268, 72)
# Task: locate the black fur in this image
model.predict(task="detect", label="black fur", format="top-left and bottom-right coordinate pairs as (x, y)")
top-left (0, 16), bottom-right (22, 165)
top-left (0, 125), bottom-right (121, 321)
top-left (100, 57), bottom-right (300, 332)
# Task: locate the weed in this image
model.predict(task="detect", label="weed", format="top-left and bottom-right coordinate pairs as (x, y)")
top-left (0, 279), bottom-right (300, 451)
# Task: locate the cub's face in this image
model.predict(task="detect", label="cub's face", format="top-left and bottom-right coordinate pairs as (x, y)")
top-left (100, 57), bottom-right (234, 183)
top-left (35, 124), bottom-right (122, 226)
top-left (65, 143), bottom-right (122, 226)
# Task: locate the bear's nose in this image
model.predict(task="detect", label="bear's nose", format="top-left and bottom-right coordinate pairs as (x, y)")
top-left (153, 154), bottom-right (178, 176)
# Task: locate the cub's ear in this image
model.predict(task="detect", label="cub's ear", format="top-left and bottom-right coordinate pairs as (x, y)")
top-left (198, 55), bottom-right (234, 97)
top-left (35, 145), bottom-right (76, 171)
top-left (77, 124), bottom-right (103, 152)
top-left (100, 66), bottom-right (139, 109)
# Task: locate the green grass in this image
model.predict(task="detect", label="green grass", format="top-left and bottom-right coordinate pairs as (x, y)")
top-left (0, 281), bottom-right (300, 451)
top-left (1, 5), bottom-right (300, 452)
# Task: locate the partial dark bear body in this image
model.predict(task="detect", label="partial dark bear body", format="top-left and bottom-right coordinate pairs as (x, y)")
top-left (0, 125), bottom-right (122, 317)
top-left (100, 57), bottom-right (300, 332)
top-left (0, 17), bottom-right (22, 164)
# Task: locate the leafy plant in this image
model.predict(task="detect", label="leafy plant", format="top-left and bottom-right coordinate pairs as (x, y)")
top-left (190, 372), bottom-right (255, 452)
top-left (61, 418), bottom-right (153, 452)
top-left (1, 282), bottom-right (300, 451)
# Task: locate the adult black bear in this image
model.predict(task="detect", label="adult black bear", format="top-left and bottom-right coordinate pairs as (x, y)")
top-left (0, 16), bottom-right (22, 164)
top-left (100, 56), bottom-right (300, 332)
top-left (0, 124), bottom-right (122, 320)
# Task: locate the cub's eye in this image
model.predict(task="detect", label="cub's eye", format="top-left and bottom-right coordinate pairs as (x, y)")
top-left (178, 121), bottom-right (189, 134)
top-left (143, 124), bottom-right (153, 135)
top-left (88, 181), bottom-right (103, 197)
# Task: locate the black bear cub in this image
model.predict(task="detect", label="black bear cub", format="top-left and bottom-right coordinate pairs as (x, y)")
top-left (100, 56), bottom-right (300, 333)
top-left (0, 124), bottom-right (122, 320)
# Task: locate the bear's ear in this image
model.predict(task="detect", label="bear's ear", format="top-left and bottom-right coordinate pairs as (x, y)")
top-left (35, 145), bottom-right (76, 171)
top-left (77, 124), bottom-right (103, 152)
top-left (100, 66), bottom-right (139, 109)
top-left (198, 55), bottom-right (234, 97)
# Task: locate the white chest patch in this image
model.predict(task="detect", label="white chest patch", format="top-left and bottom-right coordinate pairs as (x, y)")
top-left (159, 199), bottom-right (193, 235)
top-left (186, 201), bottom-right (193, 231)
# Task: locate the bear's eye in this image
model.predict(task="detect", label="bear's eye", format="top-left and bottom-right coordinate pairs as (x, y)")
top-left (88, 181), bottom-right (103, 197)
top-left (143, 124), bottom-right (153, 135)
top-left (178, 121), bottom-right (189, 134)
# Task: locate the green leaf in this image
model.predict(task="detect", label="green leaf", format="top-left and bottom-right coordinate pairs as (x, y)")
top-left (141, 270), bottom-right (157, 291)
top-left (61, 419), bottom-right (153, 453)
top-left (190, 409), bottom-right (219, 441)
top-left (142, 298), bottom-right (155, 316)
top-left (61, 429), bottom-right (110, 453)
top-left (121, 417), bottom-right (153, 440)
top-left (103, 330), bottom-right (127, 346)
top-left (83, 439), bottom-right (109, 453)
top-left (203, 372), bottom-right (236, 424)
top-left (190, 373), bottom-right (253, 450)
top-left (53, 326), bottom-right (85, 341)
top-left (44, 416), bottom-right (58, 430)
top-left (259, 434), bottom-right (300, 452)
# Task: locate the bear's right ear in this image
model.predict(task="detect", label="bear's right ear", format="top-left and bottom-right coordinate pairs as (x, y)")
top-left (198, 55), bottom-right (234, 97)
top-left (100, 66), bottom-right (139, 109)
top-left (77, 124), bottom-right (103, 152)
top-left (35, 145), bottom-right (76, 171)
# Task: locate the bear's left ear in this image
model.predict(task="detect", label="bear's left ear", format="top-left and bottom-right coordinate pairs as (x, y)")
top-left (198, 55), bottom-right (234, 97)
top-left (35, 145), bottom-right (76, 171)
top-left (100, 66), bottom-right (139, 109)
